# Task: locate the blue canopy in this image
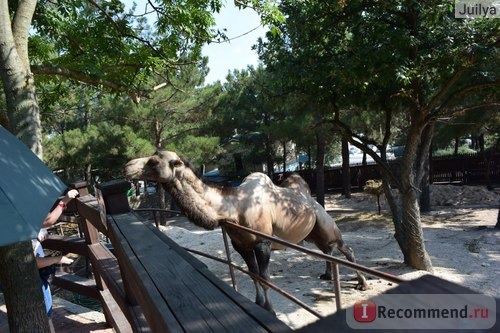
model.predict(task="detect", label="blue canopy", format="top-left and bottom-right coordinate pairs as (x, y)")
top-left (0, 126), bottom-right (66, 246)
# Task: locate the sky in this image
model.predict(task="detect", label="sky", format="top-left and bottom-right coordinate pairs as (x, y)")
top-left (201, 4), bottom-right (267, 84)
top-left (124, 1), bottom-right (267, 84)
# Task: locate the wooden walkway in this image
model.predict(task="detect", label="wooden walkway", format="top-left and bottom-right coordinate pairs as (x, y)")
top-left (0, 294), bottom-right (112, 333)
top-left (108, 211), bottom-right (290, 332)
top-left (4, 179), bottom-right (496, 332)
top-left (80, 180), bottom-right (290, 332)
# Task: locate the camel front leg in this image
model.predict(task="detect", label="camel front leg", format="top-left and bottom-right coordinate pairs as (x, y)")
top-left (254, 240), bottom-right (275, 314)
top-left (231, 241), bottom-right (266, 307)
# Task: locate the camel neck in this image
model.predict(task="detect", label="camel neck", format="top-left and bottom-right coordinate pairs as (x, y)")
top-left (166, 171), bottom-right (221, 230)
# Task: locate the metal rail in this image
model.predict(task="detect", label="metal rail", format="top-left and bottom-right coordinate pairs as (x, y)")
top-left (185, 247), bottom-right (323, 318)
top-left (220, 220), bottom-right (404, 284)
top-left (135, 208), bottom-right (405, 317)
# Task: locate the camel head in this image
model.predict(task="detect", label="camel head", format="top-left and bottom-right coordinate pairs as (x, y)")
top-left (125, 150), bottom-right (184, 183)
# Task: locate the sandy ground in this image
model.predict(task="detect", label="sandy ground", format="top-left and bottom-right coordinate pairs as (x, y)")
top-left (2, 185), bottom-right (496, 331)
top-left (158, 185), bottom-right (500, 329)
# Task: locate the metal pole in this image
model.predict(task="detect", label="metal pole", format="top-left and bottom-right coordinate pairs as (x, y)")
top-left (332, 263), bottom-right (342, 311)
top-left (221, 225), bottom-right (238, 291)
top-left (153, 211), bottom-right (159, 228)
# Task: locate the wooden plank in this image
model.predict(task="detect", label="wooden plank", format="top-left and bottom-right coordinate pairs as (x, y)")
top-left (295, 275), bottom-right (500, 333)
top-left (77, 195), bottom-right (108, 235)
top-left (42, 235), bottom-right (88, 256)
top-left (99, 288), bottom-right (133, 333)
top-left (129, 305), bottom-right (150, 333)
top-left (88, 243), bottom-right (150, 333)
top-left (51, 275), bottom-right (99, 300)
top-left (107, 214), bottom-right (184, 333)
top-left (110, 212), bottom-right (290, 333)
top-left (112, 213), bottom-right (231, 332)
top-left (142, 220), bottom-right (292, 333)
top-left (87, 243), bottom-right (136, 323)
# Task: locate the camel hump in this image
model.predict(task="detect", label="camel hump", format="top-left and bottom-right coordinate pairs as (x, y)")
top-left (280, 173), bottom-right (311, 194)
top-left (240, 172), bottom-right (275, 188)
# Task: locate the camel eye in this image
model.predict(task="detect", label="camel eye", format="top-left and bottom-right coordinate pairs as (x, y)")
top-left (169, 159), bottom-right (182, 168)
top-left (146, 158), bottom-right (160, 168)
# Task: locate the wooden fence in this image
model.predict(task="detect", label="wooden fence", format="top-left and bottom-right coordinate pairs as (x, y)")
top-left (42, 180), bottom-right (292, 332)
top-left (39, 178), bottom-right (499, 332)
top-left (276, 153), bottom-right (500, 192)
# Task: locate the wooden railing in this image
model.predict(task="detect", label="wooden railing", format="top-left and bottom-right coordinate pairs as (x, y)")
top-left (42, 179), bottom-right (499, 332)
top-left (41, 179), bottom-right (405, 332)
top-left (42, 180), bottom-right (291, 333)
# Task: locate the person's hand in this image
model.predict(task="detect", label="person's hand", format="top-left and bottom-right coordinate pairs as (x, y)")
top-left (66, 189), bottom-right (79, 200)
top-left (61, 189), bottom-right (79, 205)
top-left (58, 256), bottom-right (74, 265)
top-left (38, 228), bottom-right (48, 242)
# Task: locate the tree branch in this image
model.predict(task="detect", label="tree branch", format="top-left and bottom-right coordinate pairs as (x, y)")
top-left (433, 81), bottom-right (500, 118)
top-left (325, 118), bottom-right (403, 189)
top-left (31, 65), bottom-right (140, 103)
top-left (426, 66), bottom-right (468, 113)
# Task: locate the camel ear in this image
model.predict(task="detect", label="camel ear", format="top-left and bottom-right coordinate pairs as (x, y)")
top-left (170, 159), bottom-right (183, 168)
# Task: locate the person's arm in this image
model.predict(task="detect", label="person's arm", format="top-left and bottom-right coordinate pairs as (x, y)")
top-left (35, 255), bottom-right (74, 269)
top-left (42, 189), bottom-right (79, 228)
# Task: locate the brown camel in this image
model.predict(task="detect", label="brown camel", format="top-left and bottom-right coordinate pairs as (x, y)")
top-left (125, 150), bottom-right (368, 313)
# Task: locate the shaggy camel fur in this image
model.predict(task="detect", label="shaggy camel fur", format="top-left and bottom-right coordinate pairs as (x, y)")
top-left (125, 150), bottom-right (367, 313)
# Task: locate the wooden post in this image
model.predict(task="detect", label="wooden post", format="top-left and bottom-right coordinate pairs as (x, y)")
top-left (71, 180), bottom-right (89, 196)
top-left (95, 180), bottom-right (131, 216)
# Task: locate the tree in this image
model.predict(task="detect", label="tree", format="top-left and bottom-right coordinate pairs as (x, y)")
top-left (259, 0), bottom-right (499, 271)
top-left (0, 0), bottom-right (222, 329)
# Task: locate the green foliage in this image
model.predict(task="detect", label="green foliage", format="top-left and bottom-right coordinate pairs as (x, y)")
top-left (164, 135), bottom-right (221, 167)
top-left (43, 122), bottom-right (155, 183)
top-left (26, 0), bottom-right (226, 101)
top-left (433, 146), bottom-right (477, 157)
top-left (256, 0), bottom-right (498, 175)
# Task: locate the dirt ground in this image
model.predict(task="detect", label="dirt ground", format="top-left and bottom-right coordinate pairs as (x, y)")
top-left (158, 184), bottom-right (500, 329)
top-left (2, 185), bottom-right (496, 332)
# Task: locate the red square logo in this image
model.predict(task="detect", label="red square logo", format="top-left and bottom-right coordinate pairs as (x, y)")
top-left (353, 300), bottom-right (377, 322)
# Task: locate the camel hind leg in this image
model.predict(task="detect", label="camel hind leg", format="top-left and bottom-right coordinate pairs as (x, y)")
top-left (306, 210), bottom-right (368, 290)
top-left (331, 239), bottom-right (368, 290)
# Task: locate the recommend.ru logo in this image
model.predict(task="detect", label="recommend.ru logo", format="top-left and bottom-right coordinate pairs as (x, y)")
top-left (347, 294), bottom-right (496, 330)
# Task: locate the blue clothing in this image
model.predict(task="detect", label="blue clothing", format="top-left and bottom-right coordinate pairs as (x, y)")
top-left (41, 275), bottom-right (53, 317)
top-left (33, 230), bottom-right (53, 317)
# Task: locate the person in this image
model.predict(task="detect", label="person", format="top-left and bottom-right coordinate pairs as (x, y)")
top-left (32, 189), bottom-right (79, 329)
top-left (127, 182), bottom-right (136, 197)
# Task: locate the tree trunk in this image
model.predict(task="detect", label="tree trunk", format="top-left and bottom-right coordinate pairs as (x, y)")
top-left (315, 134), bottom-right (326, 207)
top-left (419, 129), bottom-right (434, 213)
top-left (341, 137), bottom-right (351, 198)
top-left (397, 123), bottom-right (434, 272)
top-left (0, 0), bottom-right (42, 155)
top-left (420, 160), bottom-right (431, 212)
top-left (0, 1), bottom-right (51, 330)
top-left (282, 141), bottom-right (287, 173)
top-left (0, 241), bottom-right (50, 333)
top-left (307, 145), bottom-right (312, 170)
top-left (495, 203), bottom-right (499, 229)
top-left (263, 111), bottom-right (274, 177)
top-left (265, 135), bottom-right (274, 177)
top-left (454, 136), bottom-right (459, 156)
top-left (398, 188), bottom-right (433, 271)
